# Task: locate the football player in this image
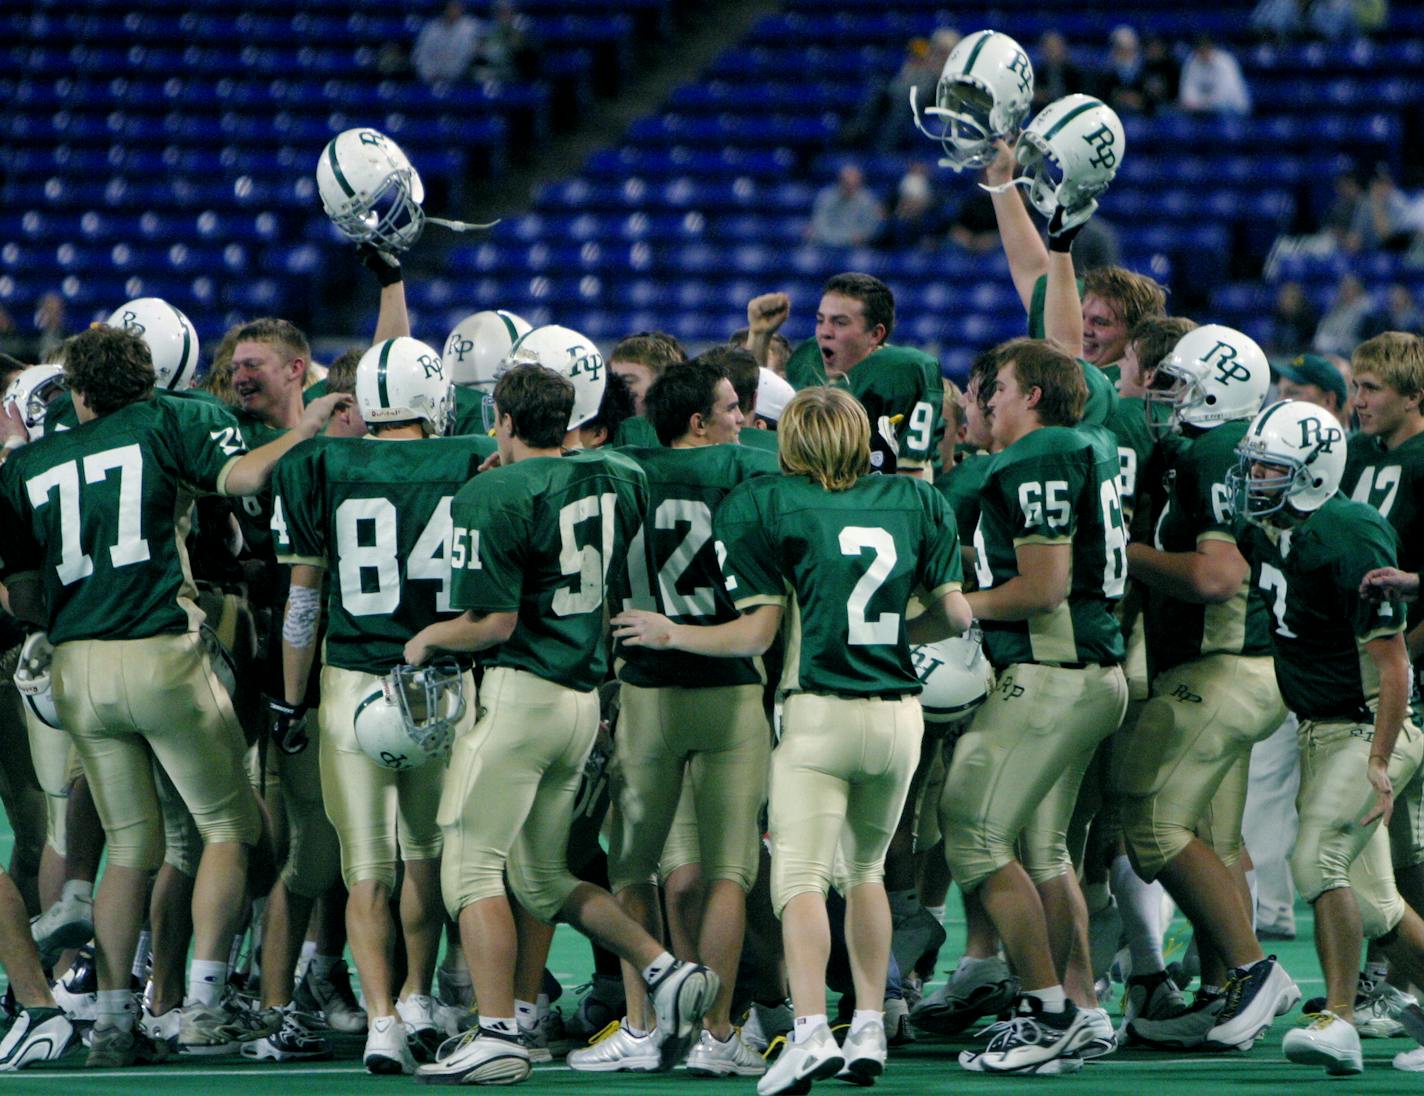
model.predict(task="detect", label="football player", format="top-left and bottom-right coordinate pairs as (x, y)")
top-left (404, 363), bottom-right (718, 1086)
top-left (573, 355), bottom-right (777, 1076)
top-left (939, 339), bottom-right (1128, 1075)
top-left (614, 386), bottom-right (971, 1095)
top-left (0, 324), bottom-right (348, 1066)
top-left (1118, 326), bottom-right (1299, 1051)
top-left (609, 333), bottom-right (688, 446)
top-left (1231, 399), bottom-right (1424, 1075)
top-left (747, 275), bottom-right (945, 479)
top-left (270, 336), bottom-right (493, 1074)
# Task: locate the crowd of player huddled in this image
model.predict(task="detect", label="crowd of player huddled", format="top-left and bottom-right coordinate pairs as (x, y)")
top-left (2, 25), bottom-right (1424, 1090)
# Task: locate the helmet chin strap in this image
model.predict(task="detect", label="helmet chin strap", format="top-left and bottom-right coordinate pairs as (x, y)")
top-left (427, 214), bottom-right (502, 234)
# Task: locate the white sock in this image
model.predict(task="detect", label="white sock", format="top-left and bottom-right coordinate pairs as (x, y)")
top-left (889, 888), bottom-right (921, 919)
top-left (925, 904), bottom-right (947, 923)
top-left (97, 989), bottom-right (137, 1031)
top-left (131, 930), bottom-right (152, 982)
top-left (514, 999), bottom-right (537, 1033)
top-left (641, 950), bottom-right (677, 986)
top-left (62, 878), bottom-right (94, 905)
top-left (1111, 855), bottom-right (1165, 976)
top-left (793, 1013), bottom-right (828, 1040)
top-left (481, 1016), bottom-right (517, 1037)
top-left (1366, 961), bottom-right (1390, 985)
top-left (1244, 869), bottom-right (1259, 931)
top-left (850, 1009), bottom-right (881, 1036)
top-left (188, 959), bottom-right (228, 1007)
top-left (1024, 986), bottom-right (1067, 1013)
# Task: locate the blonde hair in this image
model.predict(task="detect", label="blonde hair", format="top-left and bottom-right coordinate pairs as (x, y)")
top-left (1083, 266), bottom-right (1168, 329)
top-left (1353, 332), bottom-right (1424, 400)
top-left (778, 387), bottom-right (870, 490)
top-left (941, 378), bottom-right (965, 437)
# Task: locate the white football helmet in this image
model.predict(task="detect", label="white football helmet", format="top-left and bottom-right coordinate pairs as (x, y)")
top-left (352, 661), bottom-right (467, 771)
top-left (1014, 94), bottom-right (1125, 228)
top-left (499, 324), bottom-right (607, 431)
top-left (3, 365), bottom-right (66, 441)
top-left (1227, 399), bottom-right (1347, 525)
top-left (106, 298), bottom-right (199, 390)
top-left (355, 337), bottom-right (453, 437)
top-left (910, 29), bottom-right (1034, 171)
top-left (442, 310), bottom-right (533, 391)
top-left (13, 632), bottom-right (61, 730)
top-left (1145, 325), bottom-right (1270, 435)
top-left (316, 128), bottom-right (427, 253)
top-left (912, 630), bottom-right (992, 724)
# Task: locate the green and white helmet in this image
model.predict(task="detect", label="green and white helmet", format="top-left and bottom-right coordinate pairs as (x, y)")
top-left (500, 324), bottom-right (607, 431)
top-left (1014, 94), bottom-right (1125, 228)
top-left (316, 128), bottom-right (427, 253)
top-left (106, 297), bottom-right (199, 390)
top-left (1145, 324), bottom-right (1270, 434)
top-left (352, 661), bottom-right (466, 771)
top-left (355, 336), bottom-right (453, 437)
top-left (2, 365), bottom-right (66, 440)
top-left (1228, 399), bottom-right (1347, 524)
top-left (911, 629), bottom-right (992, 724)
top-left (910, 29), bottom-right (1034, 172)
top-left (442, 309), bottom-right (532, 391)
top-left (13, 631), bottom-right (61, 729)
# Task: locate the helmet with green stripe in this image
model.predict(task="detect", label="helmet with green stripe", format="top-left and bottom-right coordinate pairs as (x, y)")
top-left (316, 128), bottom-right (426, 253)
top-left (910, 29), bottom-right (1034, 172)
top-left (1015, 94), bottom-right (1125, 229)
top-left (1227, 399), bottom-right (1347, 525)
top-left (355, 336), bottom-right (453, 437)
top-left (442, 309), bottom-right (533, 391)
top-left (353, 660), bottom-right (466, 771)
top-left (105, 297), bottom-right (199, 390)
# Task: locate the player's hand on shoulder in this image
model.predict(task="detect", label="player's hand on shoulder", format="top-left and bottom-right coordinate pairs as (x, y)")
top-left (0, 400), bottom-right (31, 453)
top-left (478, 450), bottom-right (502, 473)
top-left (1361, 567), bottom-right (1420, 603)
top-left (299, 391), bottom-right (355, 435)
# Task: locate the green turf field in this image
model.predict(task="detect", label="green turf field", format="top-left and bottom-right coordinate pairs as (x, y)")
top-left (4, 892), bottom-right (1419, 1094)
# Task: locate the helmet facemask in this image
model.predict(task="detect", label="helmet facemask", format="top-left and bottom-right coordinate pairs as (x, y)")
top-left (911, 78), bottom-right (999, 172)
top-left (1143, 361), bottom-right (1205, 437)
top-left (330, 166), bottom-right (427, 253)
top-left (387, 660), bottom-right (466, 763)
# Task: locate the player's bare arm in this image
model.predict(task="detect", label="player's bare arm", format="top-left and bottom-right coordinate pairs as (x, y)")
top-left (404, 609), bottom-right (517, 666)
top-left (966, 541), bottom-right (1070, 622)
top-left (1127, 538), bottom-right (1248, 606)
top-left (610, 603), bottom-right (781, 657)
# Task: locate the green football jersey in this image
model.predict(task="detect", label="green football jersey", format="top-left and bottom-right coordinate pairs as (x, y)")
top-left (302, 378), bottom-right (329, 404)
top-left (785, 341), bottom-right (945, 473)
top-left (0, 395), bottom-right (247, 643)
top-left (613, 415), bottom-right (661, 448)
top-left (41, 386), bottom-right (225, 435)
top-left (1344, 430), bottom-right (1424, 639)
top-left (971, 425), bottom-right (1127, 668)
top-left (739, 425), bottom-right (779, 454)
top-left (271, 433), bottom-right (496, 675)
top-left (937, 449), bottom-right (992, 547)
top-left (448, 449), bottom-right (648, 692)
top-left (229, 407), bottom-right (285, 564)
top-left (615, 444), bottom-right (780, 689)
top-left (1238, 495), bottom-right (1404, 720)
top-left (717, 473), bottom-right (962, 697)
top-left (1145, 421), bottom-right (1272, 675)
top-left (450, 386), bottom-right (487, 437)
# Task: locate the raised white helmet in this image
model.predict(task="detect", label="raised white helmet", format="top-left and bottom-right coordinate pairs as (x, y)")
top-left (106, 298), bottom-right (199, 390)
top-left (352, 661), bottom-right (467, 771)
top-left (3, 365), bottom-right (66, 441)
top-left (1015, 94), bottom-right (1125, 227)
top-left (912, 630), bottom-right (992, 723)
top-left (316, 128), bottom-right (427, 253)
top-left (442, 310), bottom-right (533, 390)
top-left (13, 632), bottom-right (61, 730)
top-left (910, 29), bottom-right (1034, 171)
top-left (500, 324), bottom-right (607, 431)
top-left (355, 337), bottom-right (453, 437)
top-left (1227, 399), bottom-right (1347, 524)
top-left (1145, 325), bottom-right (1270, 435)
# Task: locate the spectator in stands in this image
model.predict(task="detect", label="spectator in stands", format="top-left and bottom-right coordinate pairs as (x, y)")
top-left (1252, 0), bottom-right (1307, 43)
top-left (1309, 0), bottom-right (1387, 40)
top-left (807, 165), bottom-right (884, 248)
top-left (1267, 281), bottom-right (1321, 354)
top-left (1273, 351), bottom-right (1351, 424)
top-left (33, 293), bottom-right (66, 363)
top-left (875, 164), bottom-right (944, 250)
top-left (1178, 34), bottom-right (1252, 115)
top-left (858, 30), bottom-right (959, 152)
top-left (1096, 26), bottom-right (1147, 114)
top-left (947, 188), bottom-right (1002, 254)
top-left (1033, 31), bottom-right (1085, 110)
top-left (477, 1), bottom-right (537, 83)
top-left (1322, 169), bottom-right (1365, 250)
top-left (1138, 34), bottom-right (1179, 114)
top-left (1348, 169), bottom-right (1417, 252)
top-left (1371, 284), bottom-right (1423, 335)
top-left (1312, 272), bottom-right (1376, 355)
top-left (412, 1), bottom-right (483, 85)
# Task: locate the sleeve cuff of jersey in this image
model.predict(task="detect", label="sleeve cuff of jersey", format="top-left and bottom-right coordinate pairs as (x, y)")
top-left (457, 603), bottom-right (521, 616)
top-left (1197, 531), bottom-right (1235, 545)
top-left (927, 580), bottom-right (963, 601)
top-left (275, 554), bottom-right (326, 569)
top-left (1360, 624), bottom-right (1407, 644)
top-left (0, 567), bottom-right (39, 586)
top-left (732, 594), bottom-right (786, 612)
top-left (1013, 534), bottom-right (1072, 547)
top-left (897, 456), bottom-right (928, 469)
top-left (214, 455), bottom-right (242, 498)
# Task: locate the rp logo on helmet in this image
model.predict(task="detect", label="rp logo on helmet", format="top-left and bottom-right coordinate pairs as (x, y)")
top-left (1007, 52), bottom-right (1032, 96)
top-left (1298, 418), bottom-right (1343, 453)
top-left (1082, 124), bottom-right (1118, 169)
top-left (447, 335), bottom-right (474, 362)
top-left (1203, 340), bottom-right (1254, 384)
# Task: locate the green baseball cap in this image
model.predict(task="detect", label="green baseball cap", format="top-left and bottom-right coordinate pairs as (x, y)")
top-left (1274, 353), bottom-right (1348, 410)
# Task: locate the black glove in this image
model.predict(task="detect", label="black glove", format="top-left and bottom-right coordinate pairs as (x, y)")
top-left (868, 414), bottom-right (899, 475)
top-left (266, 696), bottom-right (309, 755)
top-left (1047, 203), bottom-right (1090, 253)
top-left (357, 243), bottom-right (403, 287)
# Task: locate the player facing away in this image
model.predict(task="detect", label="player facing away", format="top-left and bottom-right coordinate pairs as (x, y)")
top-left (402, 364), bottom-right (718, 1085)
top-left (939, 338), bottom-right (1129, 1075)
top-left (613, 386), bottom-right (972, 1096)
